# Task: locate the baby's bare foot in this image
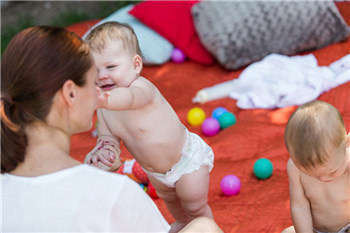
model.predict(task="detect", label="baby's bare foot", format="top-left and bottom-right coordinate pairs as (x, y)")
top-left (169, 222), bottom-right (187, 233)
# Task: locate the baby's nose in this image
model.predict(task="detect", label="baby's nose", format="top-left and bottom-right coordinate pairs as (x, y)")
top-left (97, 70), bottom-right (109, 80)
top-left (98, 74), bottom-right (109, 81)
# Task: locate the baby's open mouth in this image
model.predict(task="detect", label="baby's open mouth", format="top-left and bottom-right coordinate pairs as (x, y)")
top-left (100, 84), bottom-right (115, 91)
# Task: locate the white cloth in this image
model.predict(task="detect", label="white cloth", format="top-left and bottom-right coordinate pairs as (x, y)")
top-left (193, 54), bottom-right (350, 109)
top-left (229, 53), bottom-right (350, 109)
top-left (1, 164), bottom-right (170, 232)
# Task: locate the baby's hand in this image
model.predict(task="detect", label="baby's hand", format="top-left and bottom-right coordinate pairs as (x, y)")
top-left (95, 145), bottom-right (122, 172)
top-left (84, 140), bottom-right (122, 171)
top-left (84, 140), bottom-right (104, 165)
top-left (93, 148), bottom-right (116, 167)
top-left (96, 87), bottom-right (110, 109)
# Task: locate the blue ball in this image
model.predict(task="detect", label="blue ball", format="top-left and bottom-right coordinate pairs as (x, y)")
top-left (253, 158), bottom-right (273, 179)
top-left (212, 107), bottom-right (228, 121)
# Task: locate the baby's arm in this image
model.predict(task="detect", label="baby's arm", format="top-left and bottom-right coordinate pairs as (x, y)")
top-left (85, 109), bottom-right (122, 171)
top-left (287, 159), bottom-right (314, 233)
top-left (104, 78), bottom-right (155, 111)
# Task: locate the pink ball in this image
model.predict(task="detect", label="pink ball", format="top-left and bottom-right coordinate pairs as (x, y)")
top-left (171, 48), bottom-right (186, 63)
top-left (201, 117), bottom-right (220, 136)
top-left (220, 175), bottom-right (241, 196)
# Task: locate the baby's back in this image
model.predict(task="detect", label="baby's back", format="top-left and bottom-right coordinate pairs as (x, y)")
top-left (101, 78), bottom-right (186, 173)
top-left (301, 170), bottom-right (350, 232)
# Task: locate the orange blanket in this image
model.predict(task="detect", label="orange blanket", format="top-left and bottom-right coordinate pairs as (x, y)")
top-left (67, 3), bottom-right (350, 232)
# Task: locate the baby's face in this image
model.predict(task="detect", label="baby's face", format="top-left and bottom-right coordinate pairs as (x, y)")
top-left (298, 143), bottom-right (349, 182)
top-left (93, 40), bottom-right (139, 91)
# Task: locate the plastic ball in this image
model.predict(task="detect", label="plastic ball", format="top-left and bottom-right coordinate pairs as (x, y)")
top-left (201, 117), bottom-right (220, 136)
top-left (171, 48), bottom-right (186, 63)
top-left (212, 107), bottom-right (228, 121)
top-left (132, 161), bottom-right (149, 184)
top-left (147, 182), bottom-right (159, 199)
top-left (91, 129), bottom-right (98, 138)
top-left (220, 175), bottom-right (241, 196)
top-left (219, 112), bottom-right (236, 129)
top-left (91, 120), bottom-right (99, 137)
top-left (253, 158), bottom-right (273, 179)
top-left (187, 107), bottom-right (206, 126)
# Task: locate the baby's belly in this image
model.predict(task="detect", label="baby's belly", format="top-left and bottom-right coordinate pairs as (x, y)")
top-left (311, 203), bottom-right (350, 232)
top-left (122, 127), bottom-right (187, 173)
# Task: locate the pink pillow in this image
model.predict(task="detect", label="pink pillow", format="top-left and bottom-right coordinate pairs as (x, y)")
top-left (129, 0), bottom-right (214, 64)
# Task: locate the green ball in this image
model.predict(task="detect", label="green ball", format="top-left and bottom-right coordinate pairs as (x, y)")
top-left (253, 158), bottom-right (273, 179)
top-left (218, 112), bottom-right (236, 129)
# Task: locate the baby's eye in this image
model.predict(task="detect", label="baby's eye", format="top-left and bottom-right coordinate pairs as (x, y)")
top-left (329, 170), bottom-right (337, 175)
top-left (106, 65), bottom-right (116, 69)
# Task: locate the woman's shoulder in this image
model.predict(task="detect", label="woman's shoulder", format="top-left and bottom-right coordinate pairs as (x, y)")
top-left (73, 165), bottom-right (143, 191)
top-left (2, 164), bottom-right (132, 192)
top-left (75, 165), bottom-right (148, 204)
top-left (70, 164), bottom-right (130, 186)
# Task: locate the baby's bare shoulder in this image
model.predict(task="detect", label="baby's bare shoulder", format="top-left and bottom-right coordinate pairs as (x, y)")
top-left (133, 76), bottom-right (154, 87)
top-left (287, 158), bottom-right (300, 178)
top-left (132, 76), bottom-right (157, 96)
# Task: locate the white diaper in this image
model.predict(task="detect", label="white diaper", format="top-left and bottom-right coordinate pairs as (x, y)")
top-left (143, 128), bottom-right (214, 188)
top-left (314, 223), bottom-right (350, 233)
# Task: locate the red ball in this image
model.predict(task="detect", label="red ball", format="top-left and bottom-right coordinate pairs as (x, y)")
top-left (116, 164), bottom-right (124, 174)
top-left (147, 182), bottom-right (159, 199)
top-left (132, 161), bottom-right (149, 184)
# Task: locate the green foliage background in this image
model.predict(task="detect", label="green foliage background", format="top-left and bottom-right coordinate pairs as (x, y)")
top-left (1, 1), bottom-right (139, 54)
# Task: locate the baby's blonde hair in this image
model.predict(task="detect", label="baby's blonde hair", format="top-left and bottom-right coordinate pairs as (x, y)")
top-left (285, 100), bottom-right (347, 170)
top-left (84, 21), bottom-right (142, 57)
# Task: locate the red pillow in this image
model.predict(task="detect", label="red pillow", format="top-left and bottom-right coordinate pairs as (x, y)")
top-left (66, 19), bottom-right (100, 38)
top-left (129, 0), bottom-right (214, 64)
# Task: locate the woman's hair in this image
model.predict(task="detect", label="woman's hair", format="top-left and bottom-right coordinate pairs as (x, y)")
top-left (284, 100), bottom-right (347, 170)
top-left (1, 26), bottom-right (92, 173)
top-left (84, 21), bottom-right (142, 58)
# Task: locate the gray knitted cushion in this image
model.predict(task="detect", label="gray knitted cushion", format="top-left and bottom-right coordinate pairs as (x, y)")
top-left (192, 1), bottom-right (350, 70)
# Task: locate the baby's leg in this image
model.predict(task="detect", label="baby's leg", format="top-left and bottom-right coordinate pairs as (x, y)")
top-left (176, 165), bottom-right (213, 220)
top-left (147, 176), bottom-right (190, 233)
top-left (281, 226), bottom-right (295, 233)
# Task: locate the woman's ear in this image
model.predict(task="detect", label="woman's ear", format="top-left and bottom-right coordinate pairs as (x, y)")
top-left (133, 55), bottom-right (143, 75)
top-left (61, 80), bottom-right (77, 106)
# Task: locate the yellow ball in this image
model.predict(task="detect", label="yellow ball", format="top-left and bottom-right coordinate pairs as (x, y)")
top-left (187, 107), bottom-right (206, 126)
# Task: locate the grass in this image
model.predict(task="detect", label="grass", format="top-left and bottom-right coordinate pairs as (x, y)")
top-left (1, 14), bottom-right (35, 54)
top-left (1, 1), bottom-right (138, 54)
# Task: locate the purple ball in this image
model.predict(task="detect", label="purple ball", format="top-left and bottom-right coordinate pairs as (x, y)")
top-left (201, 117), bottom-right (220, 136)
top-left (171, 48), bottom-right (186, 63)
top-left (220, 175), bottom-right (241, 196)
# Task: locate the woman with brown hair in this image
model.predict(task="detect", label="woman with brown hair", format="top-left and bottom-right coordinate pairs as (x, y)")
top-left (1, 26), bottom-right (224, 233)
top-left (1, 26), bottom-right (170, 232)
